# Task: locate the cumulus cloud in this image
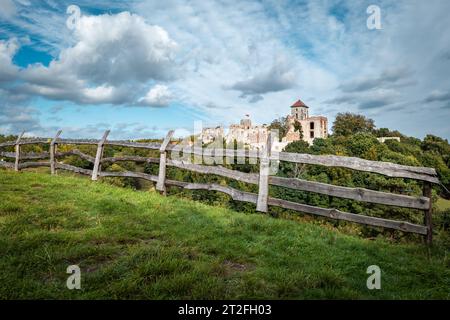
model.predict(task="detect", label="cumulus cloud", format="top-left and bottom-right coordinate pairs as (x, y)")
top-left (17, 11), bottom-right (178, 105)
top-left (0, 38), bottom-right (19, 82)
top-left (137, 84), bottom-right (172, 107)
top-left (17, 82), bottom-right (131, 105)
top-left (68, 12), bottom-right (177, 84)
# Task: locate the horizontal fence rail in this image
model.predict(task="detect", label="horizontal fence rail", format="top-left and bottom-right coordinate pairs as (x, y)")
top-left (274, 152), bottom-right (439, 183)
top-left (0, 130), bottom-right (440, 244)
top-left (269, 176), bottom-right (430, 210)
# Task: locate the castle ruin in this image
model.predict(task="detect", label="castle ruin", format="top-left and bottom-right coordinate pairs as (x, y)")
top-left (285, 99), bottom-right (328, 145)
top-left (200, 99), bottom-right (328, 150)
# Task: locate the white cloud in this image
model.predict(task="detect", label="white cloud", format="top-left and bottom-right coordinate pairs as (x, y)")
top-left (68, 11), bottom-right (177, 84)
top-left (138, 84), bottom-right (172, 107)
top-left (19, 11), bottom-right (178, 105)
top-left (0, 38), bottom-right (19, 82)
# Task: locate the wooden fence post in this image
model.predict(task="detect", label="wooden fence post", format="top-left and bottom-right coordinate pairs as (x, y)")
top-left (50, 130), bottom-right (62, 175)
top-left (156, 130), bottom-right (175, 195)
top-left (91, 130), bottom-right (110, 181)
top-left (256, 132), bottom-right (271, 212)
top-left (423, 182), bottom-right (433, 245)
top-left (14, 131), bottom-right (25, 172)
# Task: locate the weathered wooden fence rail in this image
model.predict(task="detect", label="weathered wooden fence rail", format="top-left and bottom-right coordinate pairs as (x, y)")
top-left (0, 130), bottom-right (440, 244)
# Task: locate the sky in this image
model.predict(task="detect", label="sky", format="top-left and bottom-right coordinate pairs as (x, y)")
top-left (0, 0), bottom-right (449, 140)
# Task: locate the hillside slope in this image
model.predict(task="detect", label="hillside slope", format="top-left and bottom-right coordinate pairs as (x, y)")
top-left (0, 169), bottom-right (449, 299)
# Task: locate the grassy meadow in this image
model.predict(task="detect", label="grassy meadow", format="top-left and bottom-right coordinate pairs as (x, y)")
top-left (0, 169), bottom-right (449, 299)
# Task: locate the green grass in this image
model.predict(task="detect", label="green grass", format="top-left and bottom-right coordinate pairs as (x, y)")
top-left (437, 197), bottom-right (450, 211)
top-left (0, 169), bottom-right (449, 299)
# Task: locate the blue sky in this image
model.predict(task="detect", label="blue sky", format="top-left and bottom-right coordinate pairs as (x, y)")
top-left (0, 0), bottom-right (449, 140)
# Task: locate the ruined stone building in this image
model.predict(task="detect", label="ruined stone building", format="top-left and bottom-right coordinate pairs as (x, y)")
top-left (284, 99), bottom-right (328, 145)
top-left (200, 99), bottom-right (328, 150)
top-left (226, 117), bottom-right (268, 149)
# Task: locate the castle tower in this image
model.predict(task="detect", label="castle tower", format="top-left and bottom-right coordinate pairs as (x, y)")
top-left (291, 99), bottom-right (309, 120)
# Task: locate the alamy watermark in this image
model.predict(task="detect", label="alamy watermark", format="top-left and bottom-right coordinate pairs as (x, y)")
top-left (66, 265), bottom-right (81, 290)
top-left (366, 265), bottom-right (381, 290)
top-left (367, 5), bottom-right (382, 30)
top-left (66, 5), bottom-right (81, 30)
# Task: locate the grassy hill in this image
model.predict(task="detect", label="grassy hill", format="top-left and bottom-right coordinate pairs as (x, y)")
top-left (0, 169), bottom-right (449, 299)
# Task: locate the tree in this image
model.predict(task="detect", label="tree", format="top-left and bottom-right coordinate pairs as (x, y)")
top-left (293, 121), bottom-right (304, 140)
top-left (374, 127), bottom-right (403, 138)
top-left (375, 127), bottom-right (390, 137)
top-left (310, 138), bottom-right (334, 155)
top-left (283, 140), bottom-right (310, 154)
top-left (346, 132), bottom-right (379, 158)
top-left (268, 117), bottom-right (288, 142)
top-left (280, 140), bottom-right (311, 180)
top-left (332, 113), bottom-right (375, 137)
top-left (421, 135), bottom-right (450, 161)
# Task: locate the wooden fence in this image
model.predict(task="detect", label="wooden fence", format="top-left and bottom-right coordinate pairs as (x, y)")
top-left (0, 130), bottom-right (440, 244)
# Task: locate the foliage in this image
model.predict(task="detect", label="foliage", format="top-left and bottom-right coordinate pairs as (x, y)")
top-left (293, 120), bottom-right (304, 140)
top-left (332, 112), bottom-right (375, 137)
top-left (268, 117), bottom-right (288, 142)
top-left (345, 132), bottom-right (379, 158)
top-left (283, 140), bottom-right (310, 154)
top-left (373, 127), bottom-right (403, 138)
